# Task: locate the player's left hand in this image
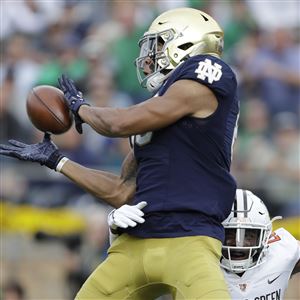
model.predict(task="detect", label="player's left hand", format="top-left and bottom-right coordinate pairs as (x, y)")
top-left (58, 74), bottom-right (90, 134)
top-left (108, 201), bottom-right (148, 230)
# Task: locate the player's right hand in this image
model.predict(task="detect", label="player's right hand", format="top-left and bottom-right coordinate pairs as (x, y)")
top-left (108, 201), bottom-right (148, 230)
top-left (0, 133), bottom-right (64, 170)
top-left (58, 74), bottom-right (90, 134)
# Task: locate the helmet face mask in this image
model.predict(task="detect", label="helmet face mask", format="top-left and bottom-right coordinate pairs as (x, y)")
top-left (135, 8), bottom-right (224, 92)
top-left (135, 29), bottom-right (174, 91)
top-left (221, 190), bottom-right (280, 274)
top-left (221, 223), bottom-right (271, 273)
top-left (223, 227), bottom-right (264, 251)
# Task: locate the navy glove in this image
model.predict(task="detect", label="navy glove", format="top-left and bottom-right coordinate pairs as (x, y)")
top-left (0, 133), bottom-right (64, 170)
top-left (58, 74), bottom-right (90, 134)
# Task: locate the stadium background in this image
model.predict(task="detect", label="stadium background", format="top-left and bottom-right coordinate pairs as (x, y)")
top-left (0, 0), bottom-right (299, 299)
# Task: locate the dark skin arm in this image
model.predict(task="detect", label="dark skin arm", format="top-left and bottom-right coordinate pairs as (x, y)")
top-left (60, 150), bottom-right (137, 208)
top-left (78, 79), bottom-right (217, 137)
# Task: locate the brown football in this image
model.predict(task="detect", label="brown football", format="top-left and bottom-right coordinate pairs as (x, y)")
top-left (26, 85), bottom-right (73, 134)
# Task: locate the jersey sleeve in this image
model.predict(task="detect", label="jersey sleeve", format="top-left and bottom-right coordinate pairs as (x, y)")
top-left (176, 55), bottom-right (237, 97)
top-left (276, 228), bottom-right (300, 264)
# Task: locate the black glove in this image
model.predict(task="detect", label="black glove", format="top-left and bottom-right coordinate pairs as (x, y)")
top-left (0, 133), bottom-right (64, 170)
top-left (58, 74), bottom-right (90, 134)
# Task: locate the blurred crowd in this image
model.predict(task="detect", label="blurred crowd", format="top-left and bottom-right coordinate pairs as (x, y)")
top-left (0, 1), bottom-right (299, 299)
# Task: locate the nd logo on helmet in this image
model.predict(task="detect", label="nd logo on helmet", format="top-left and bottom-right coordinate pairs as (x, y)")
top-left (195, 58), bottom-right (223, 84)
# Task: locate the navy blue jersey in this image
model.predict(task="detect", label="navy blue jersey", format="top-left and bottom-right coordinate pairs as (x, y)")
top-left (121, 55), bottom-right (239, 242)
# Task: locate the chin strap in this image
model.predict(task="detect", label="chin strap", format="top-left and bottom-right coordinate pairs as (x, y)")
top-left (146, 69), bottom-right (176, 93)
top-left (146, 72), bottom-right (166, 92)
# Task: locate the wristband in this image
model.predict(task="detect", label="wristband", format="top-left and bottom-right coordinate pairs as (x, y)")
top-left (56, 157), bottom-right (69, 172)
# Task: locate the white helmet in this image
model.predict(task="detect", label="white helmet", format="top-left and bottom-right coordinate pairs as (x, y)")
top-left (221, 189), bottom-right (281, 273)
top-left (135, 7), bottom-right (224, 92)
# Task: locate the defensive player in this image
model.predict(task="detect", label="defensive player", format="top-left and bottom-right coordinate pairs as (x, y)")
top-left (108, 190), bottom-right (300, 300)
top-left (221, 189), bottom-right (300, 300)
top-left (0, 8), bottom-right (239, 299)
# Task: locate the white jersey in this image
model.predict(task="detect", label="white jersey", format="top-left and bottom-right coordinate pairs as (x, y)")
top-left (223, 228), bottom-right (300, 300)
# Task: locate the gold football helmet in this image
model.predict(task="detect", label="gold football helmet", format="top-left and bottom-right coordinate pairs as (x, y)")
top-left (135, 7), bottom-right (224, 92)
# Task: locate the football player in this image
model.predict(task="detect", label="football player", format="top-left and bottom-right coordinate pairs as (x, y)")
top-left (0, 8), bottom-right (239, 299)
top-left (108, 190), bottom-right (300, 300)
top-left (221, 189), bottom-right (300, 300)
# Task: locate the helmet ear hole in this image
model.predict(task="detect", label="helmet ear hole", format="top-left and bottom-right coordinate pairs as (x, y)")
top-left (178, 42), bottom-right (194, 50)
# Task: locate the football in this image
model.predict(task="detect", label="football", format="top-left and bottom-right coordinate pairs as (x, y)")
top-left (26, 85), bottom-right (73, 134)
